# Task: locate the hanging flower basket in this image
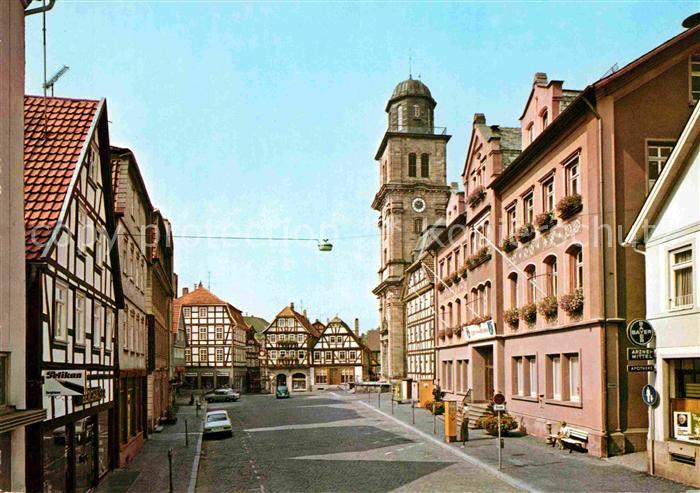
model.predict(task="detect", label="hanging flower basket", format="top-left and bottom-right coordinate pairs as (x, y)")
top-left (459, 266), bottom-right (469, 278)
top-left (454, 326), bottom-right (463, 336)
top-left (501, 236), bottom-right (518, 254)
top-left (537, 295), bottom-right (559, 322)
top-left (516, 224), bottom-right (536, 244)
top-left (467, 185), bottom-right (487, 208)
top-left (535, 212), bottom-right (557, 232)
top-left (438, 328), bottom-right (446, 340)
top-left (520, 302), bottom-right (537, 326)
top-left (444, 276), bottom-right (453, 287)
top-left (437, 283), bottom-right (445, 292)
top-left (467, 315), bottom-right (488, 326)
top-left (452, 271), bottom-right (461, 284)
top-left (504, 308), bottom-right (520, 329)
top-left (556, 193), bottom-right (583, 220)
top-left (446, 326), bottom-right (454, 338)
top-left (466, 247), bottom-right (492, 270)
top-left (559, 289), bottom-right (584, 316)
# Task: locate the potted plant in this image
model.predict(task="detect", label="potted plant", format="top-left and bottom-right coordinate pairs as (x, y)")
top-left (444, 276), bottom-right (453, 287)
top-left (438, 328), bottom-right (446, 340)
top-left (446, 326), bottom-right (454, 338)
top-left (431, 401), bottom-right (445, 415)
top-left (516, 224), bottom-right (536, 244)
top-left (452, 271), bottom-right (461, 284)
top-left (476, 408), bottom-right (518, 436)
top-left (559, 288), bottom-right (584, 316)
top-left (454, 325), bottom-right (463, 336)
top-left (504, 308), bottom-right (520, 329)
top-left (537, 295), bottom-right (559, 322)
top-left (556, 193), bottom-right (583, 220)
top-left (466, 247), bottom-right (492, 270)
top-left (438, 283), bottom-right (445, 292)
top-left (467, 185), bottom-right (487, 207)
top-left (520, 302), bottom-right (537, 326)
top-left (535, 211), bottom-right (557, 232)
top-left (467, 315), bottom-right (486, 326)
top-left (501, 236), bottom-right (518, 253)
top-left (459, 266), bottom-right (469, 278)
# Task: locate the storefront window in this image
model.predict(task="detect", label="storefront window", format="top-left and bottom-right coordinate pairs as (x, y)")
top-left (671, 358), bottom-right (700, 443)
top-left (75, 416), bottom-right (96, 492)
top-left (98, 411), bottom-right (110, 477)
top-left (43, 426), bottom-right (68, 492)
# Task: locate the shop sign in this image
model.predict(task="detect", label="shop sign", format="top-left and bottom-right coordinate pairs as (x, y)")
top-left (642, 384), bottom-right (659, 407)
top-left (82, 386), bottom-right (105, 404)
top-left (627, 348), bottom-right (656, 360)
top-left (43, 370), bottom-right (85, 396)
top-left (466, 320), bottom-right (495, 341)
top-left (626, 364), bottom-right (656, 372)
top-left (626, 319), bottom-right (654, 347)
top-left (673, 411), bottom-right (700, 443)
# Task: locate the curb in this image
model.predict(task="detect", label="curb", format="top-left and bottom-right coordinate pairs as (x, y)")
top-left (332, 392), bottom-right (539, 493)
top-left (186, 405), bottom-right (205, 493)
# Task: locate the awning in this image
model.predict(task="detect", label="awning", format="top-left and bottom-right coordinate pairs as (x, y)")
top-left (0, 408), bottom-right (46, 434)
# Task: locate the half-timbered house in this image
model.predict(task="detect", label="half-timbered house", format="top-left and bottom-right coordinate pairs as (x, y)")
top-left (177, 284), bottom-right (249, 391)
top-left (263, 303), bottom-right (319, 392)
top-left (311, 317), bottom-right (366, 389)
top-left (24, 96), bottom-right (123, 492)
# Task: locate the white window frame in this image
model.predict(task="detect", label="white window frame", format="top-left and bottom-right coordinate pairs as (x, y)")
top-left (543, 178), bottom-right (555, 213)
top-left (565, 156), bottom-right (580, 196)
top-left (199, 326), bottom-right (207, 341)
top-left (528, 357), bottom-right (537, 397)
top-left (75, 293), bottom-right (86, 344)
top-left (552, 356), bottom-right (562, 400)
top-left (569, 354), bottom-right (580, 402)
top-left (215, 326), bottom-right (224, 340)
top-left (670, 246), bottom-right (694, 310)
top-left (507, 206), bottom-right (517, 236)
top-left (93, 303), bottom-right (103, 348)
top-left (183, 307), bottom-right (191, 317)
top-left (647, 141), bottom-right (675, 192)
top-left (397, 105), bottom-right (404, 131)
top-left (55, 282), bottom-right (68, 341)
top-left (77, 206), bottom-right (87, 253)
top-left (524, 193), bottom-right (534, 224)
top-left (516, 357), bottom-right (524, 396)
top-left (106, 311), bottom-right (113, 349)
top-left (199, 307), bottom-right (207, 317)
top-left (216, 348), bottom-right (224, 362)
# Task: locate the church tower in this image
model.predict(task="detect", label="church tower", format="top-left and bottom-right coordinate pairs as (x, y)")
top-left (372, 78), bottom-right (451, 380)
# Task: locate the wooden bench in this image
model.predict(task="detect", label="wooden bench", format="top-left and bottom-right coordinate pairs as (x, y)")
top-left (556, 426), bottom-right (588, 453)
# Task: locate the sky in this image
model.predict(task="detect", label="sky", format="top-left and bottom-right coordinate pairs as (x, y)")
top-left (25, 0), bottom-right (698, 330)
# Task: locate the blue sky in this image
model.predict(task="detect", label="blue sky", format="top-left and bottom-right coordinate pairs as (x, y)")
top-left (25, 1), bottom-right (698, 329)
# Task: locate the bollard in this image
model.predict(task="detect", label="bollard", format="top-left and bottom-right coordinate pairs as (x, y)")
top-left (185, 418), bottom-right (189, 448)
top-left (378, 389), bottom-right (381, 408)
top-left (168, 448), bottom-right (174, 493)
top-left (497, 410), bottom-right (502, 471)
top-left (412, 399), bottom-right (415, 424)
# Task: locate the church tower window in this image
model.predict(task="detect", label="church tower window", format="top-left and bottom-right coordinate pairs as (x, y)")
top-left (408, 153), bottom-right (417, 177)
top-left (421, 153), bottom-right (429, 177)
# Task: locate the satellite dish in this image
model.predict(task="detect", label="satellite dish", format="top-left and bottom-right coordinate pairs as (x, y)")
top-left (318, 239), bottom-right (333, 252)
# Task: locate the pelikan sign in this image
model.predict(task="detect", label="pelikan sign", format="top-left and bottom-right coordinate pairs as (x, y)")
top-left (43, 370), bottom-right (86, 396)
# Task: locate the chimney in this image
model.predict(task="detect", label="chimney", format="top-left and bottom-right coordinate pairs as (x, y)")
top-left (450, 182), bottom-right (459, 191)
top-left (303, 309), bottom-right (307, 318)
top-left (290, 302), bottom-right (295, 310)
top-left (533, 72), bottom-right (548, 86)
top-left (354, 318), bottom-right (359, 336)
top-left (473, 113), bottom-right (485, 125)
top-left (182, 287), bottom-right (189, 296)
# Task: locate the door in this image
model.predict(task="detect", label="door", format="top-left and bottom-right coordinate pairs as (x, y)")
top-left (484, 347), bottom-right (494, 400)
top-left (75, 415), bottom-right (96, 492)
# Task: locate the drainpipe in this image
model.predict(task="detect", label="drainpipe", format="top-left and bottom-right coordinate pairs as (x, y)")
top-left (24, 0), bottom-right (56, 16)
top-left (582, 95), bottom-right (610, 456)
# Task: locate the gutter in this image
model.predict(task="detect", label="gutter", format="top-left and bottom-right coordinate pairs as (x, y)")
top-left (25, 0), bottom-right (56, 16)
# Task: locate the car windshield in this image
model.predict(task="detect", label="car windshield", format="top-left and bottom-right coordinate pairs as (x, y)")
top-left (207, 414), bottom-right (228, 423)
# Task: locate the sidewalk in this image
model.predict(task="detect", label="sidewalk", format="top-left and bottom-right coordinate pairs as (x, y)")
top-left (97, 395), bottom-right (205, 493)
top-left (342, 390), bottom-right (692, 492)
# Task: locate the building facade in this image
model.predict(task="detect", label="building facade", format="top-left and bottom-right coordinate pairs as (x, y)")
top-left (24, 96), bottom-right (123, 491)
top-left (178, 284), bottom-right (249, 391)
top-left (402, 252), bottom-right (436, 397)
top-left (311, 318), bottom-right (365, 389)
top-left (372, 78), bottom-right (451, 380)
top-left (263, 304), bottom-right (319, 392)
top-left (111, 147), bottom-right (151, 466)
top-left (626, 102), bottom-right (700, 486)
top-left (146, 210), bottom-right (175, 429)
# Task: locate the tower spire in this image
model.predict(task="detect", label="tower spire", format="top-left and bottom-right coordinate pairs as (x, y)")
top-left (409, 48), bottom-right (413, 80)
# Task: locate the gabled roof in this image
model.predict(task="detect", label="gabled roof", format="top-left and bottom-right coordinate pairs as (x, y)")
top-left (321, 316), bottom-right (364, 347)
top-left (24, 96), bottom-right (101, 260)
top-left (625, 102), bottom-right (700, 246)
top-left (110, 146), bottom-right (154, 217)
top-left (172, 284), bottom-right (250, 331)
top-left (243, 315), bottom-right (270, 335)
top-left (266, 304), bottom-right (320, 337)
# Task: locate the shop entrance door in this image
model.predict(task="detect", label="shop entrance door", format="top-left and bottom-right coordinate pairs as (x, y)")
top-left (75, 415), bottom-right (97, 492)
top-left (483, 348), bottom-right (494, 400)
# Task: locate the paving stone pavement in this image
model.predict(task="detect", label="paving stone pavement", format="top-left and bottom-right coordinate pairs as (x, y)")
top-left (336, 389), bottom-right (694, 492)
top-left (97, 395), bottom-right (205, 493)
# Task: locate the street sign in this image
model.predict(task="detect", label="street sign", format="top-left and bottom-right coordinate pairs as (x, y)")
top-left (626, 319), bottom-right (655, 347)
top-left (493, 392), bottom-right (506, 405)
top-left (493, 404), bottom-right (506, 411)
top-left (627, 347), bottom-right (656, 360)
top-left (627, 364), bottom-right (656, 373)
top-left (642, 384), bottom-right (659, 407)
top-left (43, 369), bottom-right (85, 396)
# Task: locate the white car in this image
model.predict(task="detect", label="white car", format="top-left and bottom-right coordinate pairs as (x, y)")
top-left (204, 410), bottom-right (233, 438)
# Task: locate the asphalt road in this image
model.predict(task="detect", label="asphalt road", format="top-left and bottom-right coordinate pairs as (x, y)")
top-left (195, 392), bottom-right (520, 493)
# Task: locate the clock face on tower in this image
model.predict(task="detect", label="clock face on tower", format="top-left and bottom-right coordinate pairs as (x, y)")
top-left (412, 197), bottom-right (426, 213)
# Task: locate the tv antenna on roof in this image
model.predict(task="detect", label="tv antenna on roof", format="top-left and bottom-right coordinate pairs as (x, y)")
top-left (44, 65), bottom-right (70, 96)
top-left (409, 48), bottom-right (413, 79)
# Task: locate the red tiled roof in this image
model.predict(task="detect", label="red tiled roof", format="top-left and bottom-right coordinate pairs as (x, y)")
top-left (24, 96), bottom-right (100, 260)
top-left (171, 284), bottom-right (250, 332)
top-left (272, 305), bottom-right (320, 338)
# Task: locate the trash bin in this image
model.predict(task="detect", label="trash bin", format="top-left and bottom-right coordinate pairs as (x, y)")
top-left (444, 400), bottom-right (457, 442)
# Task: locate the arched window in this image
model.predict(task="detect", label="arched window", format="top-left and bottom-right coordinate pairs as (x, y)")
top-left (397, 105), bottom-right (404, 131)
top-left (455, 298), bottom-right (461, 326)
top-left (483, 282), bottom-right (491, 317)
top-left (525, 264), bottom-right (537, 303)
top-left (408, 153), bottom-right (417, 177)
top-left (470, 288), bottom-right (479, 317)
top-left (470, 231), bottom-right (477, 254)
top-left (440, 306), bottom-right (445, 329)
top-left (544, 255), bottom-right (558, 296)
top-left (421, 153), bottom-right (430, 177)
top-left (508, 272), bottom-right (519, 309)
top-left (447, 302), bottom-right (453, 328)
top-left (566, 245), bottom-right (584, 291)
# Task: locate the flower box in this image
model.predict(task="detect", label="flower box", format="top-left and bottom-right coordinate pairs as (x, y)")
top-left (467, 185), bottom-right (487, 207)
top-left (535, 212), bottom-right (557, 232)
top-left (466, 247), bottom-right (492, 270)
top-left (467, 315), bottom-right (488, 326)
top-left (501, 236), bottom-right (518, 254)
top-left (537, 295), bottom-right (558, 322)
top-left (504, 308), bottom-right (520, 329)
top-left (520, 302), bottom-right (537, 326)
top-left (444, 276), bottom-right (453, 287)
top-left (516, 224), bottom-right (536, 244)
top-left (454, 326), bottom-right (463, 336)
top-left (559, 288), bottom-right (584, 316)
top-left (556, 193), bottom-right (582, 220)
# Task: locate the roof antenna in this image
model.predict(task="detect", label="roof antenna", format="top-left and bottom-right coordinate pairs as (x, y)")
top-left (409, 48), bottom-right (413, 79)
top-left (44, 65), bottom-right (70, 97)
top-left (42, 0), bottom-right (48, 140)
top-left (207, 271), bottom-right (211, 290)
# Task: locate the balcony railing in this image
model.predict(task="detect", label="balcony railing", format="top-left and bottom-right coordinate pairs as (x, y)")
top-left (387, 125), bottom-right (447, 135)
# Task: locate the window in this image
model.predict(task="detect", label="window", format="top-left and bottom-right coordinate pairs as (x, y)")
top-left (515, 357), bottom-right (524, 396)
top-left (565, 156), bottom-right (580, 195)
top-left (551, 355), bottom-right (562, 400)
top-left (691, 54), bottom-right (700, 102)
top-left (329, 336), bottom-right (335, 344)
top-left (545, 256), bottom-right (558, 296)
top-left (297, 333), bottom-right (303, 343)
top-left (541, 109), bottom-right (548, 129)
top-left (199, 326), bottom-right (207, 341)
top-left (349, 351), bottom-right (356, 360)
top-left (75, 294), bottom-right (86, 344)
top-left (270, 350), bottom-right (277, 359)
top-left (200, 350), bottom-right (208, 363)
top-left (106, 311), bottom-right (113, 348)
top-left (421, 153), bottom-right (429, 177)
top-left (508, 273), bottom-right (519, 309)
top-left (397, 105), bottom-right (404, 131)
top-left (574, 248), bottom-right (584, 290)
top-left (55, 283), bottom-right (68, 341)
top-left (216, 348), bottom-right (224, 362)
top-left (408, 153), bottom-right (417, 177)
top-left (523, 193), bottom-right (534, 225)
top-left (77, 206), bottom-right (87, 253)
top-left (185, 348), bottom-right (191, 363)
top-left (647, 141), bottom-right (675, 191)
top-left (199, 307), bottom-right (207, 317)
top-left (314, 352), bottom-right (321, 362)
top-left (215, 327), bottom-right (223, 340)
top-left (289, 350), bottom-right (296, 359)
top-left (527, 123), bottom-right (534, 144)
top-left (525, 265), bottom-right (537, 303)
top-left (95, 229), bottom-right (103, 266)
top-left (298, 350), bottom-right (304, 359)
top-left (506, 206), bottom-right (517, 236)
top-left (183, 307), bottom-right (191, 317)
top-left (325, 351), bottom-right (332, 360)
top-left (670, 246), bottom-right (693, 309)
top-left (93, 304), bottom-right (103, 348)
top-left (279, 318), bottom-right (286, 327)
top-left (414, 218), bottom-right (423, 234)
top-left (569, 355), bottom-right (580, 402)
top-left (413, 105), bottom-right (421, 118)
top-left (543, 177), bottom-right (555, 212)
top-left (339, 351), bottom-right (346, 360)
top-left (528, 357), bottom-right (537, 397)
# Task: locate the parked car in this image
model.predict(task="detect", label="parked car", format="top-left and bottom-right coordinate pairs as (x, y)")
top-left (276, 385), bottom-right (290, 399)
top-left (203, 410), bottom-right (233, 438)
top-left (204, 388), bottom-right (240, 403)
